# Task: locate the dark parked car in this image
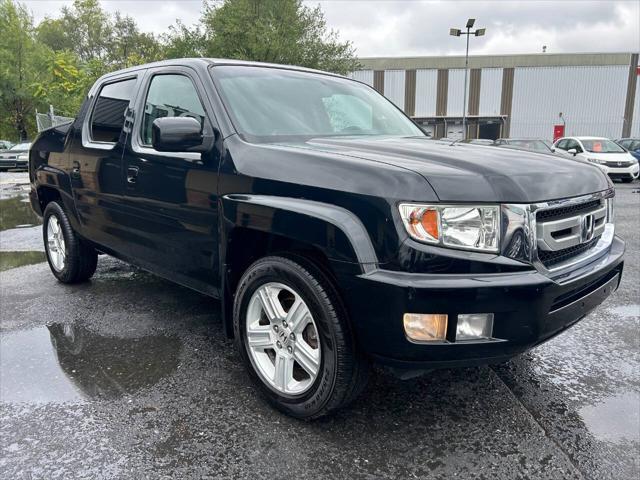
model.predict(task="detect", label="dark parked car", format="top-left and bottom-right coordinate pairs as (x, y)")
top-left (29, 59), bottom-right (624, 418)
top-left (0, 142), bottom-right (31, 171)
top-left (493, 138), bottom-right (555, 154)
top-left (616, 138), bottom-right (640, 162)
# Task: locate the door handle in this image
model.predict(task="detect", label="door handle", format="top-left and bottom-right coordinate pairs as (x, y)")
top-left (126, 166), bottom-right (139, 184)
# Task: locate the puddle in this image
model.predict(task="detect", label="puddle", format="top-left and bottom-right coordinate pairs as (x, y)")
top-left (0, 194), bottom-right (41, 231)
top-left (0, 251), bottom-right (46, 271)
top-left (0, 226), bottom-right (44, 252)
top-left (607, 304), bottom-right (640, 318)
top-left (0, 324), bottom-right (181, 403)
top-left (580, 392), bottom-right (640, 444)
top-left (0, 193), bottom-right (43, 256)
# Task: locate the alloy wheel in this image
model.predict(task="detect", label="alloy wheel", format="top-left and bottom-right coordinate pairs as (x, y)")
top-left (245, 282), bottom-right (321, 395)
top-left (46, 215), bottom-right (66, 271)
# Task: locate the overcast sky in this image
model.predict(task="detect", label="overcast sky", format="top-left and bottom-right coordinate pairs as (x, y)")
top-left (22, 0), bottom-right (640, 58)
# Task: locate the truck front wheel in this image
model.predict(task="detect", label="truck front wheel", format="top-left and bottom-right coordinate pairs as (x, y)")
top-left (43, 201), bottom-right (97, 283)
top-left (233, 255), bottom-right (369, 419)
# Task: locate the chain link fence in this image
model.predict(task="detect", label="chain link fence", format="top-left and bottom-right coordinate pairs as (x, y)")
top-left (36, 107), bottom-right (74, 133)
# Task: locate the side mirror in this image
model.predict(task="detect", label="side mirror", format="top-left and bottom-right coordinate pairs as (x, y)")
top-left (567, 148), bottom-right (577, 156)
top-left (152, 117), bottom-right (203, 152)
top-left (550, 147), bottom-right (556, 153)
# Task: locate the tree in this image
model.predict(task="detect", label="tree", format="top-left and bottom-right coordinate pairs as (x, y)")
top-left (162, 20), bottom-right (206, 59)
top-left (0, 0), bottom-right (50, 140)
top-left (57, 0), bottom-right (113, 63)
top-left (201, 0), bottom-right (359, 74)
top-left (37, 0), bottom-right (162, 69)
top-left (110, 12), bottom-right (164, 69)
top-left (0, 0), bottom-right (360, 141)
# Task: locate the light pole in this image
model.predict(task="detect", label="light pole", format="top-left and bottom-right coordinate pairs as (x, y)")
top-left (450, 19), bottom-right (485, 139)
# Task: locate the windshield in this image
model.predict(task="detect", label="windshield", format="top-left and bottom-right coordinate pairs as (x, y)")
top-left (212, 66), bottom-right (423, 142)
top-left (10, 143), bottom-right (31, 150)
top-left (581, 139), bottom-right (625, 154)
top-left (508, 139), bottom-right (551, 153)
top-left (620, 139), bottom-right (640, 151)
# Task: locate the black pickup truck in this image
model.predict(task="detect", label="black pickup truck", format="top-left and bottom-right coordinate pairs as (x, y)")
top-left (29, 59), bottom-right (624, 419)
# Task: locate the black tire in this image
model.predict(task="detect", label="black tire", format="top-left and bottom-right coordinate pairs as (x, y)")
top-left (43, 201), bottom-right (98, 283)
top-left (233, 255), bottom-right (369, 419)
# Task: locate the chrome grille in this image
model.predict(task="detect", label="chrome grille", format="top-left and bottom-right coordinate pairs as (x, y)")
top-left (536, 199), bottom-right (601, 220)
top-left (536, 199), bottom-right (606, 253)
top-left (604, 160), bottom-right (634, 168)
top-left (500, 190), bottom-right (614, 276)
top-left (538, 235), bottom-right (601, 268)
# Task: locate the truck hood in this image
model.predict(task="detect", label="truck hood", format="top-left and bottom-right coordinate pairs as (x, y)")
top-left (279, 136), bottom-right (611, 203)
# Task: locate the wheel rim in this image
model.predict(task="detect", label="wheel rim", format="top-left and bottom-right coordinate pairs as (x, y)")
top-left (245, 282), bottom-right (321, 395)
top-left (46, 215), bottom-right (66, 272)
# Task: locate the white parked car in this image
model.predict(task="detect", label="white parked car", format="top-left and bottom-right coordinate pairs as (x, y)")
top-left (553, 136), bottom-right (639, 183)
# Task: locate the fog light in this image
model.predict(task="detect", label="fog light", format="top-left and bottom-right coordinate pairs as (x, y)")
top-left (403, 313), bottom-right (448, 342)
top-left (456, 313), bottom-right (494, 341)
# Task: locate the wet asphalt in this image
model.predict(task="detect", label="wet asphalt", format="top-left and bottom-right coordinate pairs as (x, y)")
top-left (0, 172), bottom-right (638, 480)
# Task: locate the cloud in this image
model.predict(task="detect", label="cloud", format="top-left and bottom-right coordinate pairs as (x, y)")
top-left (22, 0), bottom-right (639, 56)
top-left (317, 0), bottom-right (639, 56)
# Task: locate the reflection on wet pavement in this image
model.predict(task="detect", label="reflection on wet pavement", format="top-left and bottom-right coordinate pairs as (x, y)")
top-left (0, 251), bottom-right (45, 271)
top-left (0, 194), bottom-right (41, 231)
top-left (0, 323), bottom-right (181, 403)
top-left (0, 175), bottom-right (45, 267)
top-left (607, 304), bottom-right (640, 318)
top-left (580, 391), bottom-right (640, 444)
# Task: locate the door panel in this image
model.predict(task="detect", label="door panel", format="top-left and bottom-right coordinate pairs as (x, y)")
top-left (119, 69), bottom-right (221, 295)
top-left (70, 77), bottom-right (139, 249)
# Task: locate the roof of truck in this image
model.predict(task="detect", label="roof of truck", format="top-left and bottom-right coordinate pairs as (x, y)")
top-left (96, 58), bottom-right (345, 84)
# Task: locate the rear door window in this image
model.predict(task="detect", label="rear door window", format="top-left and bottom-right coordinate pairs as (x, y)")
top-left (90, 78), bottom-right (137, 143)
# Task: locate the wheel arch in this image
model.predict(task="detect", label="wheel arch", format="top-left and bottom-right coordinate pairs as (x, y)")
top-left (220, 195), bottom-right (378, 338)
top-left (31, 165), bottom-right (81, 230)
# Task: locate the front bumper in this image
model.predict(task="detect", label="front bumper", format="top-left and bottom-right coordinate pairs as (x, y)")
top-left (342, 235), bottom-right (624, 372)
top-left (607, 163), bottom-right (639, 180)
top-left (0, 159), bottom-right (28, 170)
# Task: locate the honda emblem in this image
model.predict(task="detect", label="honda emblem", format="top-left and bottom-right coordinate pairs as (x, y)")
top-left (581, 214), bottom-right (595, 242)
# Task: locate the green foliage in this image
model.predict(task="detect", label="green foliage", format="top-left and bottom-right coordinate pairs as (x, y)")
top-left (201, 0), bottom-right (359, 74)
top-left (162, 20), bottom-right (206, 59)
top-left (0, 0), bottom-right (359, 141)
top-left (0, 0), bottom-right (47, 140)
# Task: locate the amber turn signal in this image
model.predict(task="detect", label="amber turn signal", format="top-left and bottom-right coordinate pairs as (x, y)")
top-left (403, 313), bottom-right (448, 342)
top-left (406, 207), bottom-right (440, 243)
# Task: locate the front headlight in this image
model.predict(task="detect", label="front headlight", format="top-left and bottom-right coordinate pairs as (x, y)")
top-left (399, 204), bottom-right (500, 253)
top-left (587, 157), bottom-right (606, 164)
top-left (17, 153), bottom-right (28, 161)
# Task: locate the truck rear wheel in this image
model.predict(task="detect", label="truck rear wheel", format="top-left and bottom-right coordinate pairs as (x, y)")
top-left (43, 201), bottom-right (97, 283)
top-left (233, 255), bottom-right (369, 419)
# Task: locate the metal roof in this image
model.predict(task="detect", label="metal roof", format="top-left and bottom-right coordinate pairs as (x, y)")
top-left (357, 52), bottom-right (637, 70)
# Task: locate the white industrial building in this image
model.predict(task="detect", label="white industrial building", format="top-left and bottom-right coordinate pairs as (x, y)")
top-left (350, 52), bottom-right (639, 141)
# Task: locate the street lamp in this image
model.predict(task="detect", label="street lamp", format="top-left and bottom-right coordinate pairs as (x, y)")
top-left (450, 18), bottom-right (486, 139)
